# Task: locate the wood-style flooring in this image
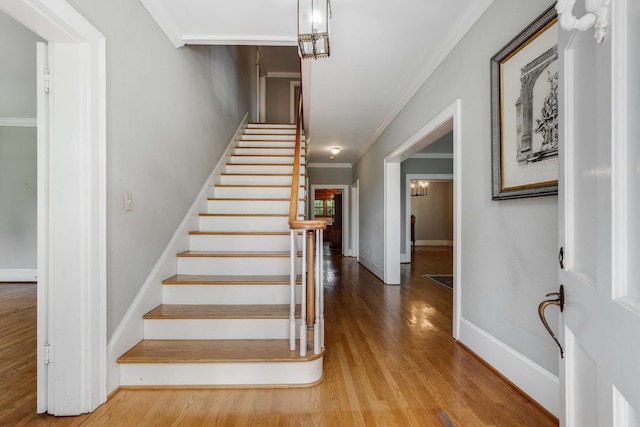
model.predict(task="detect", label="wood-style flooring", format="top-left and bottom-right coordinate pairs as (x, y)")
top-left (0, 246), bottom-right (558, 426)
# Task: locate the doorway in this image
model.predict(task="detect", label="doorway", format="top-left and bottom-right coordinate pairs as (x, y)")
top-left (0, 0), bottom-right (107, 415)
top-left (383, 99), bottom-right (461, 338)
top-left (310, 184), bottom-right (351, 257)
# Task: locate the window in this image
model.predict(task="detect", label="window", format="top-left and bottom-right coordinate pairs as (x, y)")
top-left (314, 198), bottom-right (335, 216)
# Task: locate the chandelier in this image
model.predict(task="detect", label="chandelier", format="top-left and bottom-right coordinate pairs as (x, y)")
top-left (411, 180), bottom-right (429, 197)
top-left (298, 0), bottom-right (331, 59)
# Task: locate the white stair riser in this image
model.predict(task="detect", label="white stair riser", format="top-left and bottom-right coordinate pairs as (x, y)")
top-left (199, 215), bottom-right (289, 232)
top-left (119, 358), bottom-right (323, 386)
top-left (244, 128), bottom-right (296, 135)
top-left (247, 123), bottom-right (296, 129)
top-left (229, 155), bottom-right (295, 165)
top-left (213, 186), bottom-right (303, 198)
top-left (236, 139), bottom-right (305, 148)
top-left (225, 164), bottom-right (304, 174)
top-left (163, 284), bottom-right (302, 305)
top-left (189, 234), bottom-right (302, 251)
top-left (220, 175), bottom-right (293, 185)
top-left (235, 148), bottom-right (299, 155)
top-left (206, 200), bottom-right (303, 214)
top-left (177, 256), bottom-right (301, 275)
top-left (144, 318), bottom-right (301, 340)
top-left (240, 133), bottom-right (296, 140)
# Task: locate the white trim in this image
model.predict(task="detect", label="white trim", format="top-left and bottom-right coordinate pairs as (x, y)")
top-left (410, 153), bottom-right (454, 159)
top-left (358, 254), bottom-right (384, 281)
top-left (271, 72), bottom-right (301, 79)
top-left (355, 0), bottom-right (493, 162)
top-left (183, 35), bottom-right (297, 46)
top-left (0, 117), bottom-right (37, 127)
top-left (289, 80), bottom-right (301, 124)
top-left (309, 184), bottom-right (350, 257)
top-left (137, 0), bottom-right (185, 47)
top-left (383, 160), bottom-right (401, 284)
top-left (107, 115), bottom-right (248, 394)
top-left (458, 318), bottom-right (560, 417)
top-left (385, 99), bottom-right (462, 338)
top-left (351, 179), bottom-right (359, 261)
top-left (415, 240), bottom-right (454, 247)
top-left (0, 268), bottom-right (37, 281)
top-left (404, 173), bottom-right (454, 262)
top-left (307, 162), bottom-right (352, 168)
top-left (0, 0), bottom-right (107, 415)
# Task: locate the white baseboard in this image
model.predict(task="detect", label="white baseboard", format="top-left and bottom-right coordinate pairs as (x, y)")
top-left (0, 268), bottom-right (37, 282)
top-left (358, 255), bottom-right (384, 282)
top-left (106, 114), bottom-right (248, 394)
top-left (415, 240), bottom-right (454, 247)
top-left (458, 318), bottom-right (559, 417)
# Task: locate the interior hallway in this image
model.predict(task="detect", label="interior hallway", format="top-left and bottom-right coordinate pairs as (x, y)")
top-left (1, 247), bottom-right (557, 426)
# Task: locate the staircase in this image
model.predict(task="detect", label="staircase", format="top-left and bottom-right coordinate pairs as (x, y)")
top-left (117, 123), bottom-right (324, 387)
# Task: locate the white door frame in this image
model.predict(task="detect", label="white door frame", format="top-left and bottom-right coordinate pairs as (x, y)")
top-left (0, 0), bottom-right (107, 415)
top-left (351, 179), bottom-right (359, 260)
top-left (383, 99), bottom-right (462, 338)
top-left (310, 184), bottom-right (350, 256)
top-left (404, 173), bottom-right (454, 259)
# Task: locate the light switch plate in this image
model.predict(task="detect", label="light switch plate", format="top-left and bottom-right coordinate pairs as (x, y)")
top-left (124, 193), bottom-right (133, 211)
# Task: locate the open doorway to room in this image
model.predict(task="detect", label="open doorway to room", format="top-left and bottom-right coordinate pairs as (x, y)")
top-left (383, 99), bottom-right (461, 338)
top-left (310, 184), bottom-right (350, 257)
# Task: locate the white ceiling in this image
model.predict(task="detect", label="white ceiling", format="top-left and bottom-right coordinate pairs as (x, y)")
top-left (138, 0), bottom-right (493, 164)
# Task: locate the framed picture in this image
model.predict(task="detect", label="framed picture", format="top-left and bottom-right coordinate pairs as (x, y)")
top-left (491, 5), bottom-right (558, 200)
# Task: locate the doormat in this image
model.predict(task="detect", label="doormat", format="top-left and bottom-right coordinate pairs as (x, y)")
top-left (424, 275), bottom-right (454, 290)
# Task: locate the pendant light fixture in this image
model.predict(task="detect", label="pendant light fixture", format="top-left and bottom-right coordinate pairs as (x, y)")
top-left (298, 0), bottom-right (331, 59)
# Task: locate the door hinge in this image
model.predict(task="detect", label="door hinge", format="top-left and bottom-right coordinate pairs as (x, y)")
top-left (44, 343), bottom-right (51, 365)
top-left (44, 69), bottom-right (51, 94)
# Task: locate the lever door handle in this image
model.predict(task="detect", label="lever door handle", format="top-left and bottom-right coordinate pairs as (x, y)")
top-left (538, 284), bottom-right (565, 358)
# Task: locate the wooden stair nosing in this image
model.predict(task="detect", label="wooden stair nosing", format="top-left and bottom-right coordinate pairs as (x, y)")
top-left (221, 173), bottom-right (305, 177)
top-left (117, 339), bottom-right (323, 364)
top-left (143, 304), bottom-right (301, 320)
top-left (214, 184), bottom-right (305, 188)
top-left (226, 163), bottom-right (306, 167)
top-left (162, 274), bottom-right (303, 285)
top-left (207, 198), bottom-right (306, 202)
top-left (177, 251), bottom-right (302, 258)
top-left (199, 213), bottom-right (304, 217)
top-left (188, 231), bottom-right (301, 236)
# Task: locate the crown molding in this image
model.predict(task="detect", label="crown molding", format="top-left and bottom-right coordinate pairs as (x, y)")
top-left (0, 117), bottom-right (37, 127)
top-left (138, 0), bottom-right (185, 47)
top-left (355, 0), bottom-right (494, 163)
top-left (307, 162), bottom-right (352, 168)
top-left (410, 153), bottom-right (454, 159)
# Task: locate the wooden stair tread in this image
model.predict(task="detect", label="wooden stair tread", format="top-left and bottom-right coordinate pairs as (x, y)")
top-left (226, 163), bottom-right (305, 167)
top-left (189, 231), bottom-right (296, 235)
top-left (144, 304), bottom-right (300, 319)
top-left (177, 251), bottom-right (301, 258)
top-left (221, 173), bottom-right (302, 176)
top-left (200, 213), bottom-right (288, 217)
top-left (214, 184), bottom-right (305, 188)
top-left (118, 339), bottom-right (321, 364)
top-left (162, 274), bottom-right (302, 285)
top-left (207, 198), bottom-right (306, 201)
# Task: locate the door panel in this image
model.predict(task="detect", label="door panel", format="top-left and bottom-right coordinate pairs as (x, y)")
top-left (558, 1), bottom-right (640, 425)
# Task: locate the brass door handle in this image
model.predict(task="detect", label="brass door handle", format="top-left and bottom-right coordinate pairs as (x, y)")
top-left (538, 284), bottom-right (565, 358)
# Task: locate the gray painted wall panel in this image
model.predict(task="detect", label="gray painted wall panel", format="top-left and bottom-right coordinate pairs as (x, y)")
top-left (0, 127), bottom-right (37, 268)
top-left (353, 0), bottom-right (559, 374)
top-left (307, 167), bottom-right (353, 185)
top-left (266, 77), bottom-right (298, 123)
top-left (67, 0), bottom-right (254, 338)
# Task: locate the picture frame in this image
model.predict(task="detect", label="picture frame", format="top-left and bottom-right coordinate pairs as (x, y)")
top-left (491, 5), bottom-right (559, 200)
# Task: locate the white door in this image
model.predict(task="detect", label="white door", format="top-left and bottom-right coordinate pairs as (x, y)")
top-left (557, 2), bottom-right (640, 425)
top-left (35, 41), bottom-right (49, 414)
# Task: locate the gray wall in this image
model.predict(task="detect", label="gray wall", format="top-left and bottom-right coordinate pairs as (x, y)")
top-left (307, 166), bottom-right (353, 185)
top-left (0, 127), bottom-right (37, 269)
top-left (266, 77), bottom-right (298, 123)
top-left (353, 0), bottom-right (559, 375)
top-left (0, 10), bottom-right (44, 117)
top-left (0, 12), bottom-right (43, 275)
top-left (411, 181), bottom-right (453, 242)
top-left (66, 0), bottom-right (254, 338)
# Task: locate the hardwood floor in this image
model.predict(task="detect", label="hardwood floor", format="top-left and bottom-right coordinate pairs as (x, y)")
top-left (0, 247), bottom-right (558, 426)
